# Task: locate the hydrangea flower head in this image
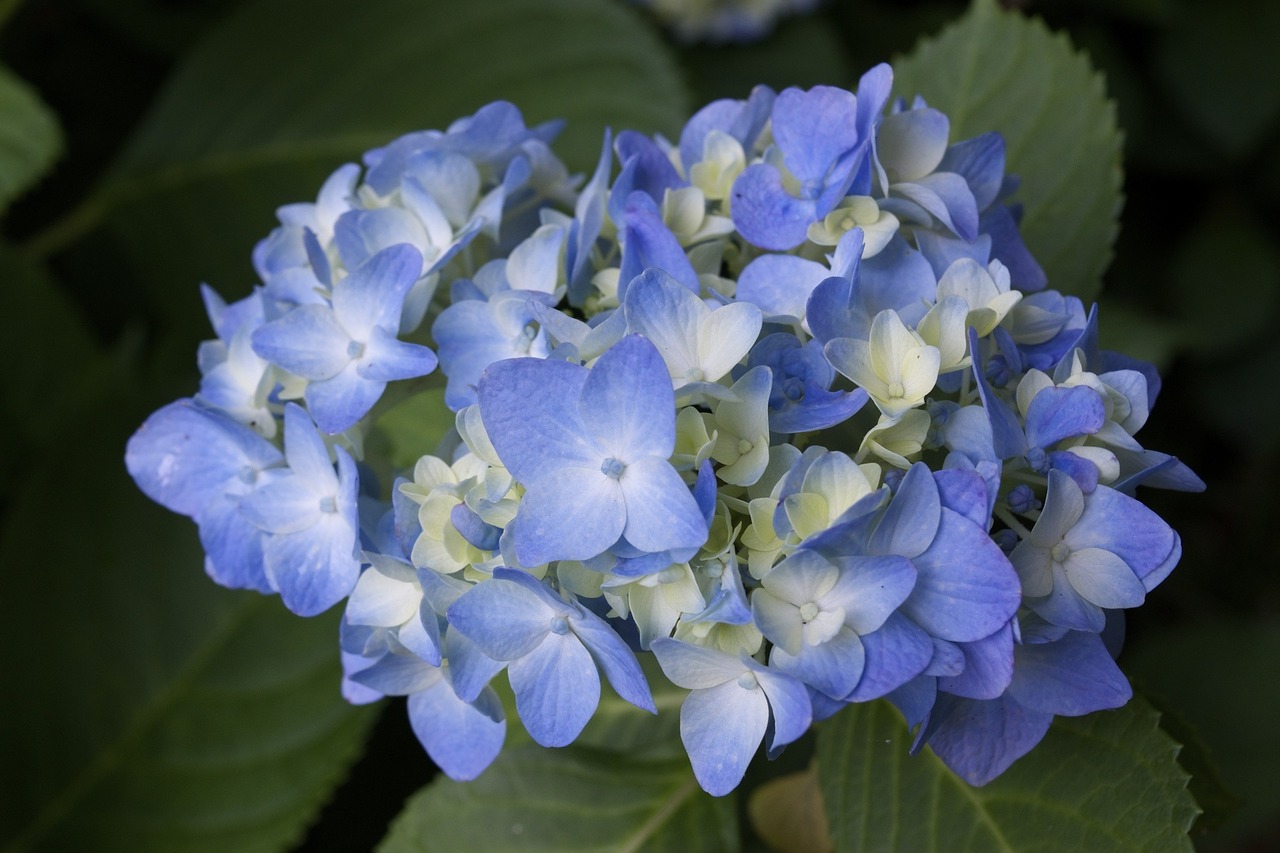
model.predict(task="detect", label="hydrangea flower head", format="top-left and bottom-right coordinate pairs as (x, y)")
top-left (127, 66), bottom-right (1201, 795)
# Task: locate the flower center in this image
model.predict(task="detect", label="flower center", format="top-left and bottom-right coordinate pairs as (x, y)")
top-left (600, 457), bottom-right (626, 479)
top-left (799, 601), bottom-right (820, 622)
top-left (736, 671), bottom-right (759, 690)
top-left (888, 381), bottom-right (905, 398)
top-left (549, 616), bottom-right (570, 635)
top-left (319, 495), bottom-right (337, 513)
top-left (1051, 541), bottom-right (1071, 563)
top-left (346, 340), bottom-right (365, 359)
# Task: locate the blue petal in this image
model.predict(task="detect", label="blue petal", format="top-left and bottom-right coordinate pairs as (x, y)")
top-left (731, 162), bottom-right (817, 251)
top-left (477, 356), bottom-right (597, 482)
top-left (450, 502), bottom-right (502, 551)
top-left (262, 513), bottom-right (360, 616)
top-left (906, 508), bottom-right (1021, 643)
top-left (617, 193), bottom-right (699, 297)
top-left (932, 467), bottom-right (992, 529)
top-left (981, 205), bottom-right (1046, 292)
top-left (772, 86), bottom-right (861, 188)
top-left (125, 400), bottom-right (282, 517)
top-left (753, 662), bottom-right (813, 750)
top-left (196, 494), bottom-right (271, 592)
top-left (352, 651), bottom-right (440, 695)
top-left (736, 253), bottom-right (830, 322)
top-left (1024, 385), bottom-right (1105, 450)
top-left (510, 467), bottom-right (625, 565)
top-left (1069, 486), bottom-right (1178, 587)
top-left (680, 680), bottom-right (769, 796)
top-left (443, 627), bottom-right (506, 703)
top-left (508, 631), bottom-right (600, 747)
top-left (868, 462), bottom-right (940, 558)
top-left (619, 457), bottom-right (708, 555)
top-left (305, 362), bottom-right (385, 434)
top-left (571, 607), bottom-right (656, 713)
top-left (408, 680), bottom-right (506, 781)
top-left (937, 622), bottom-right (1014, 700)
top-left (651, 637), bottom-right (741, 688)
top-left (580, 334), bottom-right (677, 460)
top-left (924, 694), bottom-right (1053, 785)
top-left (251, 304), bottom-right (350, 380)
top-left (938, 132), bottom-right (1005, 210)
top-left (445, 575), bottom-right (555, 661)
top-left (829, 554), bottom-right (917, 636)
top-left (358, 325), bottom-right (437, 382)
top-left (970, 328), bottom-right (1027, 459)
top-left (608, 130), bottom-right (685, 223)
top-left (770, 627), bottom-right (864, 700)
top-left (1006, 630), bottom-right (1131, 716)
top-left (847, 612), bottom-right (934, 701)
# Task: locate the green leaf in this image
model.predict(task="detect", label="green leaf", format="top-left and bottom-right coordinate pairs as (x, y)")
top-left (0, 366), bottom-right (378, 851)
top-left (378, 745), bottom-right (738, 852)
top-left (0, 64), bottom-right (62, 215)
top-left (368, 386), bottom-right (455, 472)
top-left (35, 0), bottom-right (688, 338)
top-left (815, 697), bottom-right (1197, 852)
top-left (891, 0), bottom-right (1123, 300)
top-left (0, 244), bottom-right (100, 448)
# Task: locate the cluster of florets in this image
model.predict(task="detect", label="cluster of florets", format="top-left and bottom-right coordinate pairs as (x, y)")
top-left (126, 64), bottom-right (1202, 795)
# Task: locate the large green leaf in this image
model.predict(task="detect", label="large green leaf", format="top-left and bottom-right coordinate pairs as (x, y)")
top-left (0, 64), bottom-right (61, 215)
top-left (814, 697), bottom-right (1198, 852)
top-left (36, 0), bottom-right (687, 336)
top-left (0, 332), bottom-right (377, 851)
top-left (892, 0), bottom-right (1123, 300)
top-left (378, 745), bottom-right (737, 852)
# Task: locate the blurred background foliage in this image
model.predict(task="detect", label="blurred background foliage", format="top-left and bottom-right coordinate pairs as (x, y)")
top-left (1, 0), bottom-right (1277, 849)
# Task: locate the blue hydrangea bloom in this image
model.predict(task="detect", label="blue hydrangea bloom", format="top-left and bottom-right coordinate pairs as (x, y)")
top-left (251, 244), bottom-right (437, 434)
top-left (447, 568), bottom-right (655, 746)
top-left (477, 334), bottom-right (709, 565)
top-left (127, 77), bottom-right (1202, 796)
top-left (237, 404), bottom-right (361, 615)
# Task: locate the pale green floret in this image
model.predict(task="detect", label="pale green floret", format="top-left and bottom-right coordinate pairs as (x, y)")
top-left (782, 450), bottom-right (880, 542)
top-left (554, 560), bottom-right (605, 599)
top-left (673, 405), bottom-right (718, 472)
top-left (589, 268), bottom-right (622, 312)
top-left (1013, 367), bottom-right (1123, 483)
top-left (662, 186), bottom-right (735, 245)
top-left (806, 196), bottom-right (899, 257)
top-left (674, 617), bottom-right (763, 657)
top-left (689, 129), bottom-right (747, 203)
top-left (835, 309), bottom-right (941, 417)
top-left (706, 367), bottom-right (772, 486)
top-left (401, 452), bottom-right (499, 577)
top-left (741, 496), bottom-right (785, 578)
top-left (456, 404), bottom-right (503, 468)
top-left (603, 562), bottom-right (706, 649)
top-left (916, 295), bottom-right (971, 373)
top-left (935, 258), bottom-right (1022, 337)
top-left (857, 409), bottom-right (931, 468)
